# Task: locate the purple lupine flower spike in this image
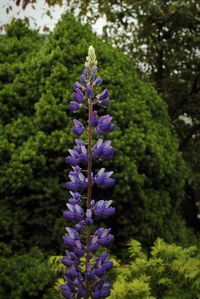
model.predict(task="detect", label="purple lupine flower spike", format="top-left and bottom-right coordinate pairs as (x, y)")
top-left (61, 46), bottom-right (115, 298)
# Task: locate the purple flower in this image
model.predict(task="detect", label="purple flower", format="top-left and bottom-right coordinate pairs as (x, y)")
top-left (75, 220), bottom-right (84, 233)
top-left (90, 235), bottom-right (99, 253)
top-left (74, 82), bottom-right (83, 90)
top-left (74, 240), bottom-right (84, 257)
top-left (80, 75), bottom-right (86, 85)
top-left (60, 284), bottom-right (73, 299)
top-left (96, 89), bottom-right (109, 108)
top-left (95, 228), bottom-right (114, 247)
top-left (93, 139), bottom-right (114, 161)
top-left (91, 111), bottom-right (98, 127)
top-left (95, 115), bottom-right (115, 135)
top-left (92, 278), bottom-right (112, 299)
top-left (85, 208), bottom-right (93, 226)
top-left (68, 191), bottom-right (81, 205)
top-left (90, 72), bottom-right (95, 83)
top-left (94, 168), bottom-right (115, 188)
top-left (68, 101), bottom-right (81, 112)
top-left (65, 140), bottom-right (88, 166)
top-left (74, 139), bottom-right (88, 164)
top-left (63, 203), bottom-right (84, 222)
top-left (72, 119), bottom-right (84, 136)
top-left (94, 252), bottom-right (113, 276)
top-left (86, 84), bottom-right (94, 98)
top-left (85, 262), bottom-right (95, 280)
top-left (65, 149), bottom-right (79, 166)
top-left (94, 200), bottom-right (115, 218)
top-left (62, 251), bottom-right (77, 267)
top-left (66, 167), bottom-right (87, 192)
top-left (82, 66), bottom-right (90, 76)
top-left (63, 227), bottom-right (82, 249)
top-left (73, 88), bottom-right (84, 103)
top-left (62, 46), bottom-right (115, 299)
top-left (94, 76), bottom-right (103, 87)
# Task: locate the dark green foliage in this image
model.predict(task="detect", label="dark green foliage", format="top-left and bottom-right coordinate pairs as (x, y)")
top-left (0, 248), bottom-right (55, 299)
top-left (0, 15), bottom-right (189, 256)
top-left (110, 238), bottom-right (200, 299)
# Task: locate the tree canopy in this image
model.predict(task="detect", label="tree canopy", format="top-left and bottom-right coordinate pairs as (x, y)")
top-left (6, 0), bottom-right (200, 230)
top-left (0, 14), bottom-right (192, 257)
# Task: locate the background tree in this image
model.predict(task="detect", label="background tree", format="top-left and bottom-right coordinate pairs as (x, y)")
top-left (0, 15), bottom-right (190, 258)
top-left (7, 0), bottom-right (200, 231)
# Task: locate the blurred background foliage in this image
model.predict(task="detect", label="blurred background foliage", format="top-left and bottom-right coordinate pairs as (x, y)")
top-left (0, 239), bottom-right (200, 298)
top-left (0, 1), bottom-right (199, 298)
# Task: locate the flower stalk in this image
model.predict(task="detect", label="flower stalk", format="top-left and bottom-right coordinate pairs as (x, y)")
top-left (61, 46), bottom-right (115, 299)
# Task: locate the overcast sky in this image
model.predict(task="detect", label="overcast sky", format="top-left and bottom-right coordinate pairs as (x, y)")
top-left (0, 0), bottom-right (106, 34)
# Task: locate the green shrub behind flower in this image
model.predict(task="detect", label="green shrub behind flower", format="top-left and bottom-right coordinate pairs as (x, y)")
top-left (110, 239), bottom-right (200, 299)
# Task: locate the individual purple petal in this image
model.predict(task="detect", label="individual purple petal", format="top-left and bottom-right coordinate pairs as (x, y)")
top-left (96, 89), bottom-right (109, 107)
top-left (66, 181), bottom-right (79, 192)
top-left (67, 269), bottom-right (79, 279)
top-left (65, 156), bottom-right (79, 166)
top-left (69, 101), bottom-right (81, 112)
top-left (103, 178), bottom-right (115, 188)
top-left (86, 84), bottom-right (94, 99)
top-left (82, 66), bottom-right (90, 76)
top-left (68, 192), bottom-right (81, 205)
top-left (75, 220), bottom-right (84, 233)
top-left (66, 227), bottom-right (79, 239)
top-left (86, 209), bottom-right (93, 226)
top-left (63, 204), bottom-right (84, 222)
top-left (90, 72), bottom-right (95, 83)
top-left (90, 235), bottom-right (98, 253)
top-left (95, 228), bottom-right (114, 247)
top-left (100, 98), bottom-right (109, 108)
top-left (62, 256), bottom-right (75, 267)
top-left (93, 139), bottom-right (114, 161)
top-left (69, 191), bottom-right (81, 200)
top-left (99, 115), bottom-right (113, 131)
top-left (72, 119), bottom-right (84, 136)
top-left (63, 236), bottom-right (76, 248)
top-left (94, 76), bottom-right (103, 87)
top-left (95, 115), bottom-right (115, 135)
top-left (98, 234), bottom-right (114, 246)
top-left (91, 111), bottom-right (99, 127)
top-left (85, 262), bottom-right (95, 280)
top-left (73, 88), bottom-right (84, 103)
top-left (65, 149), bottom-right (80, 166)
top-left (94, 169), bottom-right (115, 188)
top-left (80, 75), bottom-right (86, 85)
top-left (94, 200), bottom-right (115, 218)
top-left (74, 240), bottom-right (84, 257)
top-left (74, 81), bottom-right (83, 90)
top-left (92, 65), bottom-right (98, 72)
top-left (60, 284), bottom-right (73, 299)
top-left (101, 284), bottom-right (112, 298)
top-left (95, 126), bottom-right (104, 136)
top-left (92, 279), bottom-right (112, 299)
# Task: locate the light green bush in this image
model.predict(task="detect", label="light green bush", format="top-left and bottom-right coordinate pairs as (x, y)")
top-left (110, 239), bottom-right (200, 299)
